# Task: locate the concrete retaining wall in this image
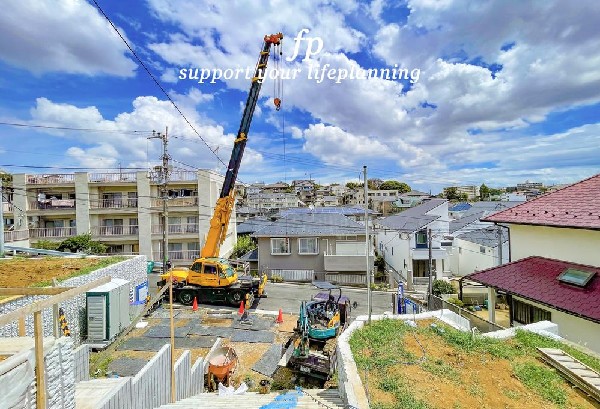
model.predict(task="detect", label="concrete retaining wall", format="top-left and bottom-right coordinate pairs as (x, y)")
top-left (0, 255), bottom-right (147, 343)
top-left (73, 344), bottom-right (90, 382)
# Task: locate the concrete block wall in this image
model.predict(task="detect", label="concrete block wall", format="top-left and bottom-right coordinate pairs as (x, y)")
top-left (0, 255), bottom-right (147, 343)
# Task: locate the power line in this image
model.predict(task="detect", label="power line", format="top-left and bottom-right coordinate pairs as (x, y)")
top-left (0, 121), bottom-right (153, 134)
top-left (91, 0), bottom-right (225, 168)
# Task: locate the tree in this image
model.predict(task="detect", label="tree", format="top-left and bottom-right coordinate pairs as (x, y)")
top-left (231, 235), bottom-right (257, 259)
top-left (368, 178), bottom-right (383, 189)
top-left (444, 187), bottom-right (460, 200)
top-left (380, 180), bottom-right (411, 193)
top-left (345, 182), bottom-right (363, 190)
top-left (479, 183), bottom-right (490, 200)
top-left (57, 233), bottom-right (107, 254)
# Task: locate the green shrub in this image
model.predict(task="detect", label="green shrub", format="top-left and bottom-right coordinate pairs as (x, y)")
top-left (32, 240), bottom-right (61, 251)
top-left (270, 274), bottom-right (283, 283)
top-left (231, 235), bottom-right (257, 259)
top-left (57, 233), bottom-right (107, 254)
top-left (432, 279), bottom-right (454, 296)
top-left (446, 297), bottom-right (464, 307)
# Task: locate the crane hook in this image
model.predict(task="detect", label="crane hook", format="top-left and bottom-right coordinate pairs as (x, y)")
top-left (274, 97), bottom-right (281, 111)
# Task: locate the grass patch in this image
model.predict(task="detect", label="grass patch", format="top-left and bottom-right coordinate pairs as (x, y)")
top-left (421, 358), bottom-right (460, 382)
top-left (513, 362), bottom-right (567, 406)
top-left (467, 382), bottom-right (485, 398)
top-left (502, 389), bottom-right (521, 400)
top-left (426, 323), bottom-right (519, 359)
top-left (349, 319), bottom-right (417, 370)
top-left (372, 375), bottom-right (431, 409)
top-left (514, 330), bottom-right (600, 373)
top-left (30, 256), bottom-right (126, 287)
top-left (89, 352), bottom-right (114, 378)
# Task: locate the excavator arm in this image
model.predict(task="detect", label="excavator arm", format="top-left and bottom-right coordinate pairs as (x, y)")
top-left (201, 32), bottom-right (283, 258)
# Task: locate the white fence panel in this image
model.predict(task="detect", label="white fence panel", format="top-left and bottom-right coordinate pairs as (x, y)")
top-left (96, 378), bottom-right (132, 409)
top-left (325, 273), bottom-right (366, 286)
top-left (190, 357), bottom-right (204, 395)
top-left (174, 350), bottom-right (191, 401)
top-left (73, 344), bottom-right (90, 382)
top-left (132, 344), bottom-right (171, 409)
top-left (270, 269), bottom-right (314, 282)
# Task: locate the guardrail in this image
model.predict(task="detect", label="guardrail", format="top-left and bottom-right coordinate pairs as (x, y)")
top-left (427, 295), bottom-right (505, 333)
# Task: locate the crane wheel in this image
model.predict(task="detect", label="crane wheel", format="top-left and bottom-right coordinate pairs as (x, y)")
top-left (228, 291), bottom-right (244, 307)
top-left (178, 290), bottom-right (195, 306)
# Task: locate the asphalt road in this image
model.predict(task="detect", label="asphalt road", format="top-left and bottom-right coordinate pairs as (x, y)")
top-left (147, 273), bottom-right (395, 318)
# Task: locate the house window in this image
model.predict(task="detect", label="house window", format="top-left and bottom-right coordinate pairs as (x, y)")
top-left (299, 238), bottom-right (319, 255)
top-left (416, 230), bottom-right (427, 248)
top-left (271, 238), bottom-right (291, 255)
top-left (480, 246), bottom-right (486, 254)
top-left (512, 299), bottom-right (551, 325)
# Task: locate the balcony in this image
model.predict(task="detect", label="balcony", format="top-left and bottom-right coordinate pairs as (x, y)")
top-left (2, 202), bottom-right (13, 213)
top-left (150, 170), bottom-right (197, 183)
top-left (29, 199), bottom-right (76, 211)
top-left (4, 229), bottom-right (29, 242)
top-left (90, 199), bottom-right (138, 209)
top-left (151, 224), bottom-right (199, 235)
top-left (324, 253), bottom-right (374, 272)
top-left (88, 173), bottom-right (137, 183)
top-left (29, 227), bottom-right (76, 239)
top-left (27, 174), bottom-right (75, 184)
top-left (411, 247), bottom-right (448, 260)
top-left (91, 225), bottom-right (139, 236)
top-left (151, 196), bottom-right (198, 208)
top-left (154, 250), bottom-right (199, 262)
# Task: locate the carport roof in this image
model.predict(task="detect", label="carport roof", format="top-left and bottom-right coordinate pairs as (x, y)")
top-left (466, 256), bottom-right (600, 322)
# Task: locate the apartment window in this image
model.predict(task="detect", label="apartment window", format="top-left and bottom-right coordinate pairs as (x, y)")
top-left (299, 238), bottom-right (319, 255)
top-left (512, 299), bottom-right (551, 325)
top-left (271, 238), bottom-right (291, 255)
top-left (102, 219), bottom-right (123, 235)
top-left (168, 243), bottom-right (183, 260)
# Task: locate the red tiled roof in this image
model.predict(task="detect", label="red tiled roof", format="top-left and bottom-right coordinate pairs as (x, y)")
top-left (467, 256), bottom-right (600, 322)
top-left (483, 174), bottom-right (600, 229)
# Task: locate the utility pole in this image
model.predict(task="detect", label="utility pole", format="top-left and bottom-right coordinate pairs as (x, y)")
top-left (497, 225), bottom-right (503, 266)
top-left (0, 178), bottom-right (4, 257)
top-left (364, 166), bottom-right (372, 324)
top-left (149, 127), bottom-right (175, 402)
top-left (427, 228), bottom-right (433, 299)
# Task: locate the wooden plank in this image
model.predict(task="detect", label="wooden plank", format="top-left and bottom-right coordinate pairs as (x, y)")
top-left (34, 311), bottom-right (46, 409)
top-left (18, 316), bottom-right (26, 336)
top-left (0, 287), bottom-right (75, 296)
top-left (0, 276), bottom-right (109, 327)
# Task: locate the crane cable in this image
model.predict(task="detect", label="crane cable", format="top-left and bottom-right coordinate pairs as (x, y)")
top-left (273, 40), bottom-right (283, 111)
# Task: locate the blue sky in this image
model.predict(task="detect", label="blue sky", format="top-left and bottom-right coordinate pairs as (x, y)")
top-left (0, 0), bottom-right (599, 193)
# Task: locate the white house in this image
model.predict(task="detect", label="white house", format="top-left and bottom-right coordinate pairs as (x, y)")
top-left (467, 174), bottom-right (600, 353)
top-left (375, 199), bottom-right (450, 289)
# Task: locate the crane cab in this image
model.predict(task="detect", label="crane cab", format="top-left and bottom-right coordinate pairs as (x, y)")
top-left (187, 258), bottom-right (238, 288)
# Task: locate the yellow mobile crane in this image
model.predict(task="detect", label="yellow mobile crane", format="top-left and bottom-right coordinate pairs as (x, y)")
top-left (158, 32), bottom-right (283, 307)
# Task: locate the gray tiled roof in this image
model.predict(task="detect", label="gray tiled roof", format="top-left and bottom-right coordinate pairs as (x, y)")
top-left (252, 213), bottom-right (366, 237)
top-left (236, 217), bottom-right (274, 234)
top-left (450, 211), bottom-right (486, 233)
top-left (460, 201), bottom-right (522, 218)
top-left (377, 199), bottom-right (446, 232)
top-left (456, 227), bottom-right (508, 248)
top-left (279, 206), bottom-right (375, 216)
top-left (239, 248), bottom-right (258, 261)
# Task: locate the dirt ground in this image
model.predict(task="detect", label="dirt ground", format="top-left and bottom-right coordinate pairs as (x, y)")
top-left (90, 309), bottom-right (301, 392)
top-left (0, 257), bottom-right (113, 288)
top-left (363, 319), bottom-right (598, 409)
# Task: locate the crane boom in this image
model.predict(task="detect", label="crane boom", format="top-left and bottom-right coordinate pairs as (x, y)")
top-left (201, 32), bottom-right (283, 258)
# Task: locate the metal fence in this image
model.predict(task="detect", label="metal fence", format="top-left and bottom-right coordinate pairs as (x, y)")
top-left (427, 295), bottom-right (504, 333)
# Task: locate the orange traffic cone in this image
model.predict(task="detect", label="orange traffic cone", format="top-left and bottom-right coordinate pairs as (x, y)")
top-left (238, 300), bottom-right (245, 315)
top-left (192, 297), bottom-right (198, 311)
top-left (275, 308), bottom-right (283, 324)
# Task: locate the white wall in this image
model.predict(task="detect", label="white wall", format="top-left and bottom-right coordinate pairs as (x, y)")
top-left (513, 296), bottom-right (600, 354)
top-left (451, 239), bottom-right (509, 276)
top-left (509, 225), bottom-right (600, 267)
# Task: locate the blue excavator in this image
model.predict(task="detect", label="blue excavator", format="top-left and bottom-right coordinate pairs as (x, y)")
top-left (284, 281), bottom-right (351, 380)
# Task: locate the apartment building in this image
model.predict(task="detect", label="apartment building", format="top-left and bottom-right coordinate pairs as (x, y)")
top-left (4, 170), bottom-right (236, 265)
top-left (246, 192), bottom-right (300, 212)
